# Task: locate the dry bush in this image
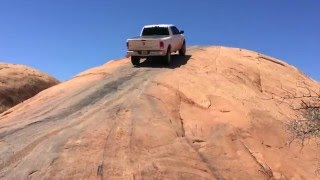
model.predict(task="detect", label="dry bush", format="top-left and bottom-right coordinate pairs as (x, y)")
top-left (283, 85), bottom-right (319, 175)
top-left (287, 90), bottom-right (320, 144)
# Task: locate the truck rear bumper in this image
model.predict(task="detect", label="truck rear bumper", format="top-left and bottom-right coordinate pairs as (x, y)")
top-left (126, 50), bottom-right (166, 57)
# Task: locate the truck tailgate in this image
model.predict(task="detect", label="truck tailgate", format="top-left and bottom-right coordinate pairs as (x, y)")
top-left (128, 39), bottom-right (160, 51)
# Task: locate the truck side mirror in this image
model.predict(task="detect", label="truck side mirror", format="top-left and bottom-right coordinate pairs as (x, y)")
top-left (180, 30), bottom-right (184, 34)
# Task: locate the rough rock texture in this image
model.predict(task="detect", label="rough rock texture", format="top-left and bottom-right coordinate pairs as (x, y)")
top-left (0, 47), bottom-right (319, 179)
top-left (0, 63), bottom-right (59, 113)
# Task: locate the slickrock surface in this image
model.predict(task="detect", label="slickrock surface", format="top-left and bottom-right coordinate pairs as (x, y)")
top-left (0, 63), bottom-right (59, 113)
top-left (0, 47), bottom-right (319, 179)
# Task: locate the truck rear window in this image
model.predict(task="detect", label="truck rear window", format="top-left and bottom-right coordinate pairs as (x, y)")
top-left (142, 27), bottom-right (169, 36)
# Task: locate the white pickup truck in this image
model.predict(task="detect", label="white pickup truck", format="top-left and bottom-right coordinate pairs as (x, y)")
top-left (126, 24), bottom-right (186, 66)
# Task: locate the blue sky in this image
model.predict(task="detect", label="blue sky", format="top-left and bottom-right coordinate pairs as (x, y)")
top-left (0, 0), bottom-right (319, 81)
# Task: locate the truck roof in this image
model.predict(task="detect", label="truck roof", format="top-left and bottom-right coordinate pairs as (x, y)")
top-left (143, 24), bottom-right (174, 28)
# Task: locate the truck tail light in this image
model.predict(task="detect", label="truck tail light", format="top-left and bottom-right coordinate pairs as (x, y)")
top-left (160, 41), bottom-right (164, 49)
top-left (126, 42), bottom-right (129, 49)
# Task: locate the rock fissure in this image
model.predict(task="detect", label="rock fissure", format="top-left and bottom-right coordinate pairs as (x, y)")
top-left (240, 140), bottom-right (274, 178)
top-left (99, 106), bottom-right (123, 179)
top-left (177, 90), bottom-right (186, 137)
top-left (259, 56), bottom-right (286, 67)
top-left (151, 81), bottom-right (208, 109)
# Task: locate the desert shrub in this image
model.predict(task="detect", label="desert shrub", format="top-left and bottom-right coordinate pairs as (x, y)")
top-left (285, 87), bottom-right (319, 175)
top-left (288, 93), bottom-right (320, 144)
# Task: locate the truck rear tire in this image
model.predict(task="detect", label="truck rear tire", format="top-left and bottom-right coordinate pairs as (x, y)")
top-left (164, 47), bottom-right (171, 66)
top-left (179, 42), bottom-right (186, 56)
top-left (131, 56), bottom-right (140, 66)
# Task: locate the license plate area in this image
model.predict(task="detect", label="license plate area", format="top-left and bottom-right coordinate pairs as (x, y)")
top-left (141, 51), bottom-right (148, 55)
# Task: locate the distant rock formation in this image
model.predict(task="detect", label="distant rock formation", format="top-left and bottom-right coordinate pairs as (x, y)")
top-left (0, 63), bottom-right (59, 113)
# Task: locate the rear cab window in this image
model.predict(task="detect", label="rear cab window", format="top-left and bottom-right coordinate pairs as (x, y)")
top-left (142, 27), bottom-right (170, 36)
top-left (170, 26), bottom-right (180, 35)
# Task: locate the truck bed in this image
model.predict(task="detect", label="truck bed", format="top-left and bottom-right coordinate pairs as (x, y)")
top-left (128, 35), bottom-right (170, 40)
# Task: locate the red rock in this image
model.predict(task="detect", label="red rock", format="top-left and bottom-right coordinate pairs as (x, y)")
top-left (0, 47), bottom-right (319, 179)
top-left (0, 63), bottom-right (59, 114)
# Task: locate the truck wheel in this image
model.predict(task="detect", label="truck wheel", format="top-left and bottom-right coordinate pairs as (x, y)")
top-left (179, 42), bottom-right (186, 56)
top-left (164, 47), bottom-right (171, 66)
top-left (131, 56), bottom-right (140, 66)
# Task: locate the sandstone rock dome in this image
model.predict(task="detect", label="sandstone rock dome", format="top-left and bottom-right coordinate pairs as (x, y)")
top-left (0, 47), bottom-right (319, 179)
top-left (0, 63), bottom-right (59, 114)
